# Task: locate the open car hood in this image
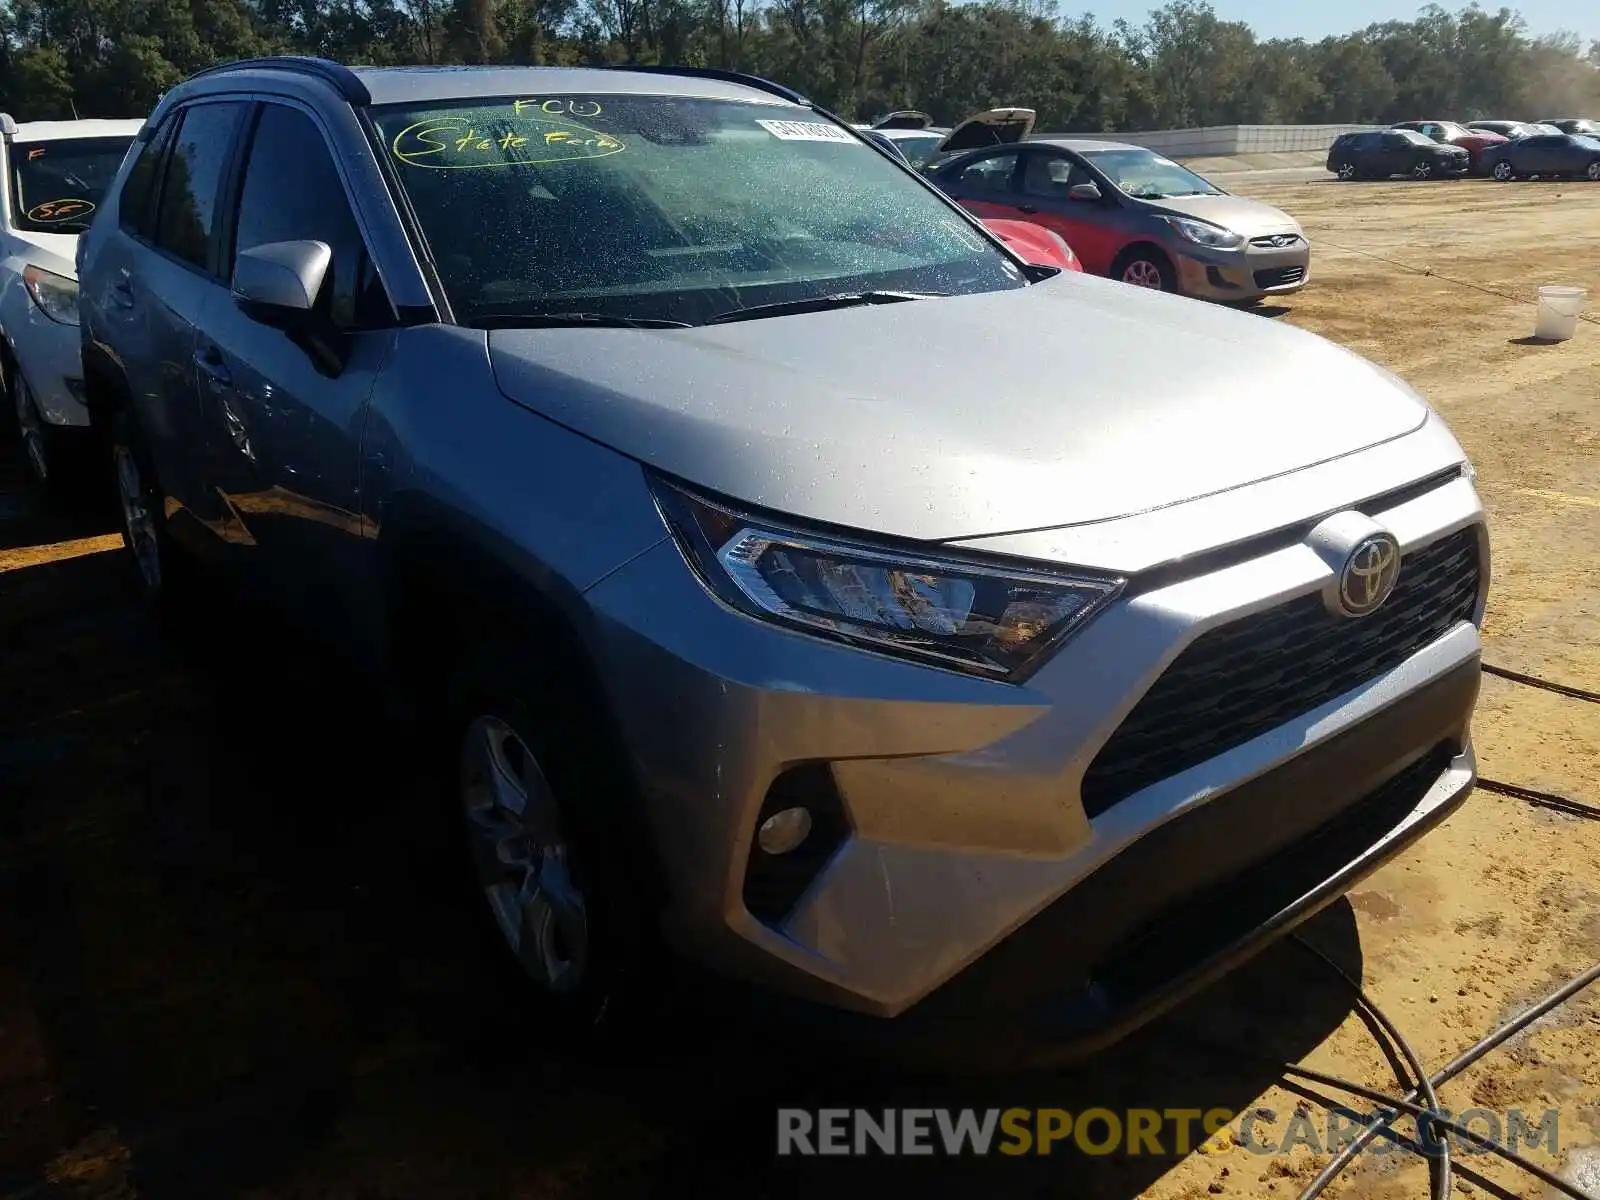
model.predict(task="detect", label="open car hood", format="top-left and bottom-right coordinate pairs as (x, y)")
top-left (934, 107), bottom-right (1036, 155)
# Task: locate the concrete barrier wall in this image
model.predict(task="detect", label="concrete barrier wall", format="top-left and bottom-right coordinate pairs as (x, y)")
top-left (1032, 123), bottom-right (1381, 157)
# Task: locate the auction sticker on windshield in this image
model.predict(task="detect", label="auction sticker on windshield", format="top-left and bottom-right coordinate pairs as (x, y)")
top-left (756, 120), bottom-right (861, 145)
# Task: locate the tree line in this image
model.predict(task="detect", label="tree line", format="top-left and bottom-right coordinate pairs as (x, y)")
top-left (3, 0), bottom-right (1598, 132)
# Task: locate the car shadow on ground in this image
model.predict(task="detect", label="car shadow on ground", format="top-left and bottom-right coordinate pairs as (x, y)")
top-left (0, 441), bottom-right (1366, 1199)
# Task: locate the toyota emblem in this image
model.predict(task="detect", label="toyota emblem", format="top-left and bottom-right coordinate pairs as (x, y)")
top-left (1338, 534), bottom-right (1401, 617)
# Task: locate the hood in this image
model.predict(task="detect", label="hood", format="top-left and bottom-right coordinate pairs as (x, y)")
top-left (3, 228), bottom-right (79, 278)
top-left (1143, 193), bottom-right (1302, 238)
top-left (935, 107), bottom-right (1036, 155)
top-left (486, 277), bottom-right (1427, 543)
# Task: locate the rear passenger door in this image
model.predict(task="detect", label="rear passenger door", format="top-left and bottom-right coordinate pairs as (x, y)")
top-left (937, 151), bottom-right (1025, 222)
top-left (97, 100), bottom-right (250, 539)
top-left (197, 100), bottom-right (398, 631)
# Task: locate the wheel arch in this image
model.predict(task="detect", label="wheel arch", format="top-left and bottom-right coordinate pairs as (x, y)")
top-left (1109, 239), bottom-right (1173, 276)
top-left (376, 491), bottom-right (671, 909)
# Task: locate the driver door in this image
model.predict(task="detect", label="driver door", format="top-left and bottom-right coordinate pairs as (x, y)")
top-left (1013, 149), bottom-right (1123, 275)
top-left (195, 99), bottom-right (398, 635)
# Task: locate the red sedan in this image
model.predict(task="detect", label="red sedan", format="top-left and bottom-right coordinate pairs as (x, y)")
top-left (1390, 121), bottom-right (1508, 174)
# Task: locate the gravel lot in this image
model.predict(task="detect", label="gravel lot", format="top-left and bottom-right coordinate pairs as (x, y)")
top-left (0, 176), bottom-right (1595, 1200)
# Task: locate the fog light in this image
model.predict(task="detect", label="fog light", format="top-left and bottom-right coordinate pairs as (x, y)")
top-left (757, 806), bottom-right (812, 855)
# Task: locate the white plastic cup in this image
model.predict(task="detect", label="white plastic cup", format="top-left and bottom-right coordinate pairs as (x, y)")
top-left (1534, 284), bottom-right (1587, 341)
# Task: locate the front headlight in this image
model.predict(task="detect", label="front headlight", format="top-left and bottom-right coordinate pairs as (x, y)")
top-left (23, 265), bottom-right (80, 326)
top-left (651, 477), bottom-right (1123, 680)
top-left (1160, 216), bottom-right (1244, 250)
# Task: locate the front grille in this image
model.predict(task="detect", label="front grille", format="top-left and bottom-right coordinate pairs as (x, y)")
top-left (1249, 234), bottom-right (1303, 248)
top-left (1080, 526), bottom-right (1482, 817)
top-left (1254, 265), bottom-right (1306, 288)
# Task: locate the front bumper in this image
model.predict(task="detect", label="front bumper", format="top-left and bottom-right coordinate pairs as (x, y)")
top-left (1172, 237), bottom-right (1311, 301)
top-left (1, 286), bottom-right (86, 428)
top-left (582, 463), bottom-right (1487, 1030)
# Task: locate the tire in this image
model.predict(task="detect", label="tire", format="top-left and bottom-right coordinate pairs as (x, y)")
top-left (10, 370), bottom-right (92, 499)
top-left (1335, 160), bottom-right (1358, 181)
top-left (108, 405), bottom-right (199, 611)
top-left (1411, 158), bottom-right (1434, 180)
top-left (446, 646), bottom-right (663, 1046)
top-left (1112, 247), bottom-right (1177, 292)
top-left (1492, 160), bottom-right (1515, 182)
top-left (1586, 160), bottom-right (1600, 182)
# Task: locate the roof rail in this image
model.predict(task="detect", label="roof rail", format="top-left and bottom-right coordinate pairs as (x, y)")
top-left (179, 56), bottom-right (371, 105)
top-left (0, 112), bottom-right (17, 138)
top-left (603, 65), bottom-right (810, 106)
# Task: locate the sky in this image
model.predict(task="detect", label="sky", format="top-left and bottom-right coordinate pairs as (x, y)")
top-left (1081, 1), bottom-right (1598, 45)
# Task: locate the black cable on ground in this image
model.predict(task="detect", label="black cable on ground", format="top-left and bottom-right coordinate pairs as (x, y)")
top-left (1316, 239), bottom-right (1600, 327)
top-left (1481, 663), bottom-right (1600, 705)
top-left (1478, 777), bottom-right (1600, 821)
top-left (1297, 961), bottom-right (1600, 1199)
top-left (1282, 1061), bottom-right (1594, 1200)
top-left (1291, 935), bottom-right (1452, 1200)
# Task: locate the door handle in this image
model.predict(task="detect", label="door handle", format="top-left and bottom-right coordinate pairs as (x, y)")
top-left (194, 346), bottom-right (232, 390)
top-left (111, 270), bottom-right (134, 309)
top-left (1017, 204), bottom-right (1039, 214)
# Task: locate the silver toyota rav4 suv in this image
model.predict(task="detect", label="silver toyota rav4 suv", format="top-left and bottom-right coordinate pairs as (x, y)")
top-left (78, 58), bottom-right (1488, 1064)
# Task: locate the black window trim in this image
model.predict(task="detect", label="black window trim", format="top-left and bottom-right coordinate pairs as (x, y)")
top-left (140, 97), bottom-right (252, 282)
top-left (119, 114), bottom-right (178, 240)
top-left (221, 96), bottom-right (398, 332)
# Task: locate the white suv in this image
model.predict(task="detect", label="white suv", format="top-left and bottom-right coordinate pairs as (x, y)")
top-left (1, 114), bottom-right (142, 490)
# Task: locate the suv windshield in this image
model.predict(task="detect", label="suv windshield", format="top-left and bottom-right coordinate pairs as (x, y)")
top-left (8, 136), bottom-right (135, 234)
top-left (370, 95), bottom-right (1025, 327)
top-left (1078, 148), bottom-right (1222, 199)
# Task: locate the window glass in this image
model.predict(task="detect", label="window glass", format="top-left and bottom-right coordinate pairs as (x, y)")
top-left (1080, 148), bottom-right (1223, 198)
top-left (1021, 154), bottom-right (1087, 199)
top-left (120, 120), bottom-right (174, 238)
top-left (9, 136), bottom-right (137, 234)
top-left (154, 102), bottom-right (246, 273)
top-left (369, 96), bottom-right (1023, 327)
top-left (955, 152), bottom-right (1019, 189)
top-left (230, 104), bottom-right (390, 328)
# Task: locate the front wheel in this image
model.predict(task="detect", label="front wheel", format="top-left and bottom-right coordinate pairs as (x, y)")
top-left (1411, 158), bottom-right (1434, 180)
top-left (1586, 160), bottom-right (1600, 182)
top-left (1492, 160), bottom-right (1515, 181)
top-left (1335, 160), bottom-right (1357, 181)
top-left (1114, 248), bottom-right (1176, 292)
top-left (448, 649), bottom-right (661, 1045)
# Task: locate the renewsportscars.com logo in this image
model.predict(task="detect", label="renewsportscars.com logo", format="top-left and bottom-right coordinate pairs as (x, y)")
top-left (776, 1106), bottom-right (1562, 1158)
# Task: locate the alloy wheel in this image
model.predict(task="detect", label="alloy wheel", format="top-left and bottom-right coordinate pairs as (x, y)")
top-left (1412, 160), bottom-right (1433, 179)
top-left (113, 443), bottom-right (161, 594)
top-left (1587, 161), bottom-right (1600, 181)
top-left (14, 376), bottom-right (48, 484)
top-left (1493, 161), bottom-right (1513, 181)
top-left (1122, 259), bottom-right (1165, 289)
top-left (1337, 161), bottom-right (1356, 180)
top-left (460, 715), bottom-right (589, 995)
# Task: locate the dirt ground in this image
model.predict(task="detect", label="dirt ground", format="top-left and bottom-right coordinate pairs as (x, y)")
top-left (0, 177), bottom-right (1596, 1200)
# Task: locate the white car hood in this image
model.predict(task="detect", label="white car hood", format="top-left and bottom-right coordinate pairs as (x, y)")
top-left (4, 229), bottom-right (78, 278)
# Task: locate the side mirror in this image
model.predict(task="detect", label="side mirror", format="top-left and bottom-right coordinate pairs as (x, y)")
top-left (1068, 182), bottom-right (1102, 202)
top-left (232, 240), bottom-right (331, 327)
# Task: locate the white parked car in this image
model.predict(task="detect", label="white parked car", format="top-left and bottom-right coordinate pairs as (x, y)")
top-left (1, 114), bottom-right (143, 490)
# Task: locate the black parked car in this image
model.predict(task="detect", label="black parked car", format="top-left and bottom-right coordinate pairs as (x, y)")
top-left (1480, 132), bottom-right (1600, 181)
top-left (1326, 129), bottom-right (1470, 180)
top-left (1536, 118), bottom-right (1600, 137)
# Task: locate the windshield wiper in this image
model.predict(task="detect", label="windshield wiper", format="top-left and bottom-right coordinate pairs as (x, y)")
top-left (474, 311), bottom-right (692, 330)
top-left (706, 290), bottom-right (945, 326)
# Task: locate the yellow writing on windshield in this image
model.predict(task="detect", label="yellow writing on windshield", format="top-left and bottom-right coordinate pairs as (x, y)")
top-left (27, 198), bottom-right (95, 223)
top-left (392, 114), bottom-right (623, 169)
top-left (511, 98), bottom-right (604, 118)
